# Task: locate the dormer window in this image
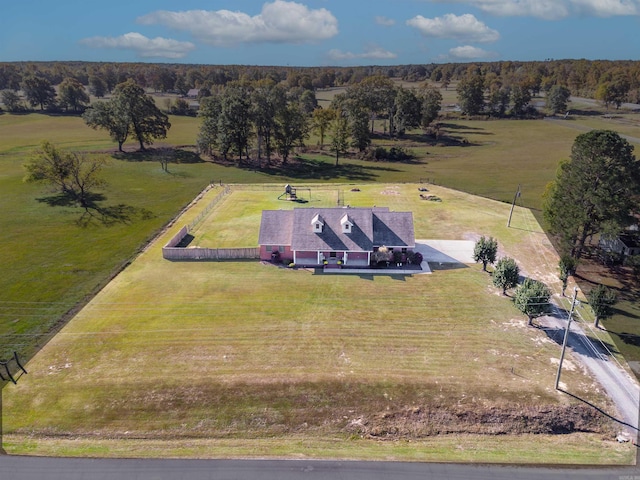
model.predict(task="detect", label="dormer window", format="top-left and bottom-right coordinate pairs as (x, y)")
top-left (311, 214), bottom-right (324, 233)
top-left (341, 214), bottom-right (354, 234)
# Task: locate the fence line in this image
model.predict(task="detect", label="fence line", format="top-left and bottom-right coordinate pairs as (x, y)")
top-left (163, 247), bottom-right (259, 261)
top-left (188, 185), bottom-right (231, 231)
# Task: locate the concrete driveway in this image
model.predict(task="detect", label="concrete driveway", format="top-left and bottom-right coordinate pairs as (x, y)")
top-left (415, 239), bottom-right (476, 265)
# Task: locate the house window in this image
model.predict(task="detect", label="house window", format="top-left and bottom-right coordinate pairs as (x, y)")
top-left (330, 252), bottom-right (337, 258)
top-left (279, 246), bottom-right (285, 253)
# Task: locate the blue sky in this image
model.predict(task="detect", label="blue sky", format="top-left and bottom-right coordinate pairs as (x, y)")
top-left (2, 0), bottom-right (640, 65)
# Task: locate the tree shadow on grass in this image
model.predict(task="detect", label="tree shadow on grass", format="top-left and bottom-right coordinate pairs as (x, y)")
top-left (240, 156), bottom-right (391, 181)
top-left (113, 147), bottom-right (206, 164)
top-left (36, 192), bottom-right (155, 227)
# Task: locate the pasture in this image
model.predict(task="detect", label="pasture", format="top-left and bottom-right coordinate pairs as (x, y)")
top-left (2, 184), bottom-right (634, 464)
top-left (0, 110), bottom-right (576, 363)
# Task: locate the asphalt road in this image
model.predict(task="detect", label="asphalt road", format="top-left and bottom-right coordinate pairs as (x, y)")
top-left (1, 456), bottom-right (639, 480)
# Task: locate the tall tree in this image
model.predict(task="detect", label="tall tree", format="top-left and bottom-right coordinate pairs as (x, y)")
top-left (1, 89), bottom-right (23, 112)
top-left (88, 75), bottom-right (107, 98)
top-left (457, 67), bottom-right (485, 115)
top-left (22, 75), bottom-right (56, 110)
top-left (492, 257), bottom-right (520, 295)
top-left (393, 87), bottom-right (422, 137)
top-left (217, 85), bottom-right (251, 160)
top-left (418, 85), bottom-right (442, 128)
top-left (274, 101), bottom-right (308, 164)
top-left (114, 80), bottom-right (171, 151)
top-left (544, 130), bottom-right (640, 259)
top-left (83, 100), bottom-right (130, 152)
top-left (312, 107), bottom-right (336, 149)
top-left (58, 77), bottom-right (90, 113)
top-left (514, 278), bottom-right (551, 326)
top-left (251, 84), bottom-right (284, 165)
top-left (558, 255), bottom-right (577, 297)
top-left (546, 85), bottom-right (571, 115)
top-left (330, 112), bottom-right (350, 166)
top-left (588, 284), bottom-right (617, 328)
top-left (83, 79), bottom-right (170, 152)
top-left (196, 95), bottom-right (221, 157)
top-left (509, 83), bottom-right (532, 116)
top-left (23, 141), bottom-right (106, 209)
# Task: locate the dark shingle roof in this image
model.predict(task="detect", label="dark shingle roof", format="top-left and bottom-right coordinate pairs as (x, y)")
top-left (259, 207), bottom-right (415, 252)
top-left (258, 210), bottom-right (294, 246)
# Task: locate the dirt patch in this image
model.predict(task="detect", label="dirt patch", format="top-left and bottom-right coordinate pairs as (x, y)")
top-left (345, 404), bottom-right (613, 438)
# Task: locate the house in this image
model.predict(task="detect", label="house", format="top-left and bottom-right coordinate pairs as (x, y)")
top-left (186, 88), bottom-right (200, 99)
top-left (258, 207), bottom-right (415, 267)
top-left (600, 232), bottom-right (640, 259)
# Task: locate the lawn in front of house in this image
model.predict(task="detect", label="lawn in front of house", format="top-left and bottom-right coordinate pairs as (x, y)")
top-left (3, 184), bottom-right (633, 464)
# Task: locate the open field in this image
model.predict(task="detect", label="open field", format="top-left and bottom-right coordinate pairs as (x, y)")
top-left (1, 100), bottom-right (639, 372)
top-left (3, 184), bottom-right (634, 463)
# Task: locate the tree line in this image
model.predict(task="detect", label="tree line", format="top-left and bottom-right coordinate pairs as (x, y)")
top-left (2, 59), bottom-right (640, 114)
top-left (196, 76), bottom-right (442, 166)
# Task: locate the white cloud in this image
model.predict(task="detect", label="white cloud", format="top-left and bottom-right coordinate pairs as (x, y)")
top-left (80, 32), bottom-right (195, 59)
top-left (137, 0), bottom-right (338, 46)
top-left (424, 0), bottom-right (639, 20)
top-left (328, 46), bottom-right (398, 61)
top-left (449, 45), bottom-right (496, 59)
top-left (375, 16), bottom-right (396, 26)
top-left (407, 13), bottom-right (499, 42)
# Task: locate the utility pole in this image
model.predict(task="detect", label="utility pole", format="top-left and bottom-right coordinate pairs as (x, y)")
top-left (555, 287), bottom-right (579, 390)
top-left (506, 184), bottom-right (521, 228)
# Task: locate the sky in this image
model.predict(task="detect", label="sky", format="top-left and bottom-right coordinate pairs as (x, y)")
top-left (1, 0), bottom-right (640, 66)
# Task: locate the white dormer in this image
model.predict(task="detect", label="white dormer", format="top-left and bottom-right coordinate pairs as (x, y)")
top-left (340, 214), bottom-right (354, 234)
top-left (311, 214), bottom-right (324, 233)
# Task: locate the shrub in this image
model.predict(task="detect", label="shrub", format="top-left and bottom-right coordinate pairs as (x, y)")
top-left (492, 257), bottom-right (520, 295)
top-left (360, 146), bottom-right (413, 162)
top-left (407, 250), bottom-right (423, 265)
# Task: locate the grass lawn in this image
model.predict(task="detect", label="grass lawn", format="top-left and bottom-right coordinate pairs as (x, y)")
top-left (3, 184), bottom-right (634, 464)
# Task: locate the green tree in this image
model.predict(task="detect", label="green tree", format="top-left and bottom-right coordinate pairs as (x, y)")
top-left (298, 89), bottom-right (318, 115)
top-left (393, 87), bottom-right (422, 137)
top-left (58, 77), bottom-right (90, 113)
top-left (473, 236), bottom-right (498, 272)
top-left (543, 130), bottom-right (640, 260)
top-left (418, 85), bottom-right (442, 128)
top-left (348, 103), bottom-right (371, 152)
top-left (274, 101), bottom-right (308, 164)
top-left (22, 75), bottom-right (56, 110)
top-left (588, 284), bottom-right (617, 328)
top-left (24, 141), bottom-right (106, 209)
top-left (546, 85), bottom-right (571, 115)
top-left (558, 255), bottom-right (578, 297)
top-left (509, 83), bottom-right (532, 116)
top-left (1, 89), bottom-right (23, 112)
top-left (83, 100), bottom-right (130, 152)
top-left (196, 95), bottom-right (221, 157)
top-left (84, 80), bottom-right (170, 152)
top-left (114, 80), bottom-right (171, 151)
top-left (514, 278), bottom-right (551, 326)
top-left (217, 85), bottom-right (252, 160)
top-left (88, 75), bottom-right (107, 98)
top-left (492, 257), bottom-right (520, 295)
top-left (312, 107), bottom-right (336, 149)
top-left (330, 112), bottom-right (350, 166)
top-left (347, 76), bottom-right (396, 134)
top-left (457, 67), bottom-right (485, 115)
top-left (251, 85), bottom-right (284, 165)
